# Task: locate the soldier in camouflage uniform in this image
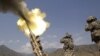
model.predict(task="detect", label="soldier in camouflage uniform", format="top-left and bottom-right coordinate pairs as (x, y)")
top-left (60, 33), bottom-right (74, 50)
top-left (60, 33), bottom-right (74, 51)
top-left (60, 33), bottom-right (74, 56)
top-left (85, 16), bottom-right (100, 51)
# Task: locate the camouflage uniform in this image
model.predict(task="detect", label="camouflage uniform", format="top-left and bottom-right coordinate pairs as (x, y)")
top-left (85, 16), bottom-right (100, 43)
top-left (60, 33), bottom-right (74, 56)
top-left (85, 16), bottom-right (100, 51)
top-left (60, 33), bottom-right (74, 51)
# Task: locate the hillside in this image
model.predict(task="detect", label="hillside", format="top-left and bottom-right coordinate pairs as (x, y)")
top-left (0, 44), bottom-right (99, 56)
top-left (0, 45), bottom-right (23, 56)
top-left (48, 44), bottom-right (100, 56)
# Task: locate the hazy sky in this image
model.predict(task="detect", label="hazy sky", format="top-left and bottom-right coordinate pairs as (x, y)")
top-left (0, 0), bottom-right (100, 53)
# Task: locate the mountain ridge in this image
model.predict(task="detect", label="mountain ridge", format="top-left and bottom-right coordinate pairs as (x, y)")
top-left (0, 45), bottom-right (23, 56)
top-left (0, 44), bottom-right (100, 56)
top-left (49, 44), bottom-right (100, 56)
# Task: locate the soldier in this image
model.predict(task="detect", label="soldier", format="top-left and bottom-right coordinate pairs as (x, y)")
top-left (85, 16), bottom-right (100, 51)
top-left (60, 33), bottom-right (74, 51)
top-left (85, 16), bottom-right (100, 44)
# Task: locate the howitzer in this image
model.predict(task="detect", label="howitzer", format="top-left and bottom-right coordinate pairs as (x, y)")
top-left (17, 10), bottom-right (46, 56)
top-left (23, 19), bottom-right (47, 56)
top-left (17, 8), bottom-right (49, 56)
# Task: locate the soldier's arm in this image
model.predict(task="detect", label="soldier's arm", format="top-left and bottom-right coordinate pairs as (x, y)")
top-left (85, 24), bottom-right (93, 31)
top-left (60, 38), bottom-right (65, 43)
top-left (85, 24), bottom-right (90, 31)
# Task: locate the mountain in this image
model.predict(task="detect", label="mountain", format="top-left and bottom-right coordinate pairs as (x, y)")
top-left (0, 44), bottom-right (99, 56)
top-left (0, 45), bottom-right (23, 56)
top-left (48, 44), bottom-right (100, 56)
top-left (44, 48), bottom-right (57, 53)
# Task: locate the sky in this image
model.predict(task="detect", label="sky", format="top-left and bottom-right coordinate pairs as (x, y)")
top-left (0, 0), bottom-right (100, 54)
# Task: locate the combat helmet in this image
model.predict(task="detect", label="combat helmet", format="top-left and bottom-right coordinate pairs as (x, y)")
top-left (64, 33), bottom-right (71, 38)
top-left (87, 16), bottom-right (97, 23)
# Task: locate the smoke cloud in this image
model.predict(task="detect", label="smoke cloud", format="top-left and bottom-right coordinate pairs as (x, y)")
top-left (0, 0), bottom-right (30, 22)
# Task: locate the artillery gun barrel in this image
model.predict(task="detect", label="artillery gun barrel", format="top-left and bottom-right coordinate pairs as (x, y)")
top-left (22, 18), bottom-right (46, 56)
